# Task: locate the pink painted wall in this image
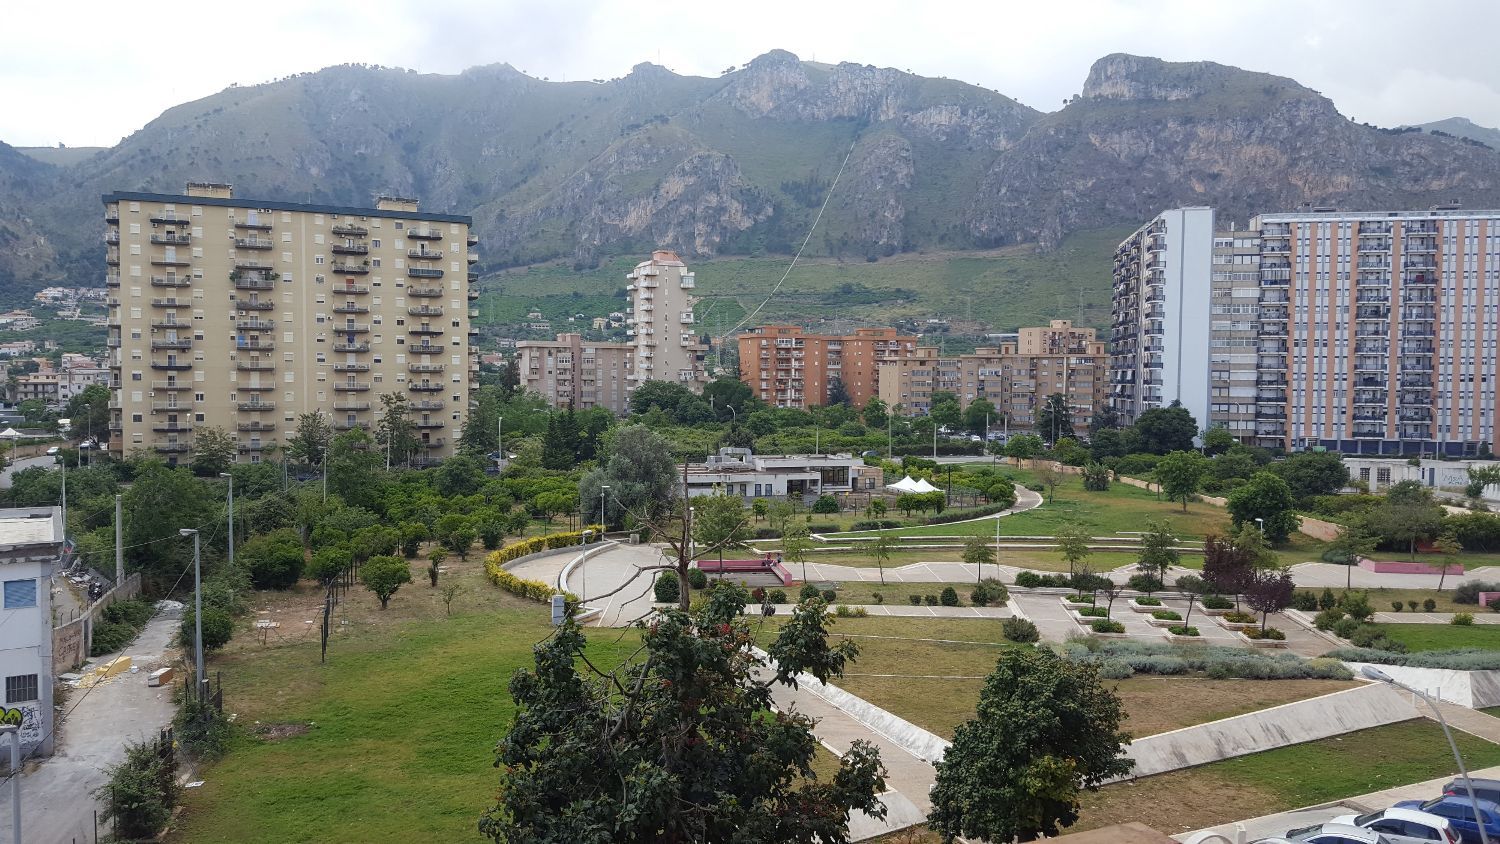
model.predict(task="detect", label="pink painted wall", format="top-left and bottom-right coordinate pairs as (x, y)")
top-left (1479, 591), bottom-right (1500, 607)
top-left (1358, 558), bottom-right (1464, 575)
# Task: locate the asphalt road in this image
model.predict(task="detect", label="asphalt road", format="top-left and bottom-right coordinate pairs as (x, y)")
top-left (0, 453), bottom-right (55, 488)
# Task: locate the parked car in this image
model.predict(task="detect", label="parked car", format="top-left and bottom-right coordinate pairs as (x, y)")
top-left (45, 446), bottom-right (59, 456)
top-left (1328, 806), bottom-right (1459, 844)
top-left (1443, 779), bottom-right (1500, 808)
top-left (1395, 796), bottom-right (1500, 843)
top-left (1256, 822), bottom-right (1389, 843)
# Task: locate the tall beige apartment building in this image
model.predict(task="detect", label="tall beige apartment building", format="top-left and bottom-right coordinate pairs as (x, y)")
top-left (625, 250), bottom-right (708, 391)
top-left (104, 184), bottom-right (478, 465)
top-left (515, 333), bottom-right (634, 414)
top-left (878, 321), bottom-right (1107, 436)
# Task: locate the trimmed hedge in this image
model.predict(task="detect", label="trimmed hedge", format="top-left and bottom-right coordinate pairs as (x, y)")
top-left (483, 528), bottom-right (594, 603)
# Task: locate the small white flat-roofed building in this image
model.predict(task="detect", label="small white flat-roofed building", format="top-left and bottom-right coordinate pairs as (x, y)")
top-left (0, 506), bottom-right (63, 765)
top-left (682, 448), bottom-right (877, 502)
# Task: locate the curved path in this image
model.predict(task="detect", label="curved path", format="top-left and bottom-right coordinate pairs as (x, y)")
top-left (809, 486), bottom-right (1045, 541)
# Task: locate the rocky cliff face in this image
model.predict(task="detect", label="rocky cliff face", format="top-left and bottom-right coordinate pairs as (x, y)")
top-left (4, 51), bottom-right (1500, 298)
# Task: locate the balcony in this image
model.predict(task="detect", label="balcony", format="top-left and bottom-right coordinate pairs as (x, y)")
top-left (238, 299), bottom-right (275, 310)
top-left (233, 219), bottom-right (272, 230)
top-left (408, 306), bottom-right (443, 317)
top-left (236, 360), bottom-right (275, 371)
top-left (332, 224), bottom-right (367, 237)
top-left (151, 360), bottom-right (193, 370)
top-left (333, 401), bottom-right (370, 411)
top-left (334, 382), bottom-right (371, 392)
top-left (468, 271), bottom-right (479, 283)
top-left (331, 263), bottom-right (369, 275)
top-left (408, 227), bottom-right (443, 240)
top-left (420, 439), bottom-right (446, 449)
top-left (237, 401), bottom-right (276, 411)
top-left (238, 422), bottom-right (277, 432)
top-left (150, 318), bottom-right (188, 330)
top-left (411, 400), bottom-right (444, 411)
top-left (236, 382), bottom-right (275, 391)
top-left (154, 442), bottom-right (191, 453)
top-left (106, 250), bottom-right (120, 266)
top-left (467, 252), bottom-right (478, 264)
top-left (409, 344), bottom-right (444, 355)
top-left (413, 420), bottom-right (445, 429)
top-left (333, 362), bottom-right (370, 373)
top-left (150, 212), bottom-right (191, 225)
top-left (408, 267), bottom-right (444, 279)
top-left (331, 242), bottom-right (369, 255)
top-left (150, 234), bottom-right (191, 246)
top-left (150, 276), bottom-right (192, 288)
top-left (233, 277), bottom-right (275, 290)
top-left (408, 382), bottom-right (444, 392)
top-left (151, 401), bottom-right (193, 412)
top-left (408, 248), bottom-right (444, 260)
top-left (237, 318), bottom-right (276, 330)
top-left (235, 237), bottom-right (274, 250)
top-left (151, 380), bottom-right (190, 390)
top-left (335, 324), bottom-right (370, 334)
top-left (236, 342), bottom-right (276, 352)
top-left (151, 339), bottom-right (193, 350)
top-left (333, 304), bottom-right (369, 314)
top-left (467, 289), bottom-right (479, 301)
top-left (237, 442), bottom-right (271, 452)
top-left (333, 342), bottom-right (370, 353)
top-left (408, 286), bottom-right (442, 297)
top-left (409, 325), bottom-right (443, 335)
top-left (150, 298), bottom-right (188, 308)
top-left (106, 274), bottom-right (121, 287)
top-left (152, 422), bottom-right (193, 433)
top-left (408, 363), bottom-right (445, 373)
top-left (150, 256), bottom-right (191, 267)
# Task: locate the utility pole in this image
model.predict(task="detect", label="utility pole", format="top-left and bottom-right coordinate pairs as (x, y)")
top-left (57, 455), bottom-right (66, 536)
top-left (1, 724), bottom-right (17, 844)
top-left (220, 473), bottom-right (235, 573)
top-left (179, 528), bottom-right (206, 702)
top-left (114, 494), bottom-right (123, 586)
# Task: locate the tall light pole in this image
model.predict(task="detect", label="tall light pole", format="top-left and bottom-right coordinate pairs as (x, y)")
top-left (497, 415), bottom-right (504, 472)
top-left (1, 723), bottom-right (18, 844)
top-left (886, 412), bottom-right (893, 459)
top-left (56, 453), bottom-right (66, 536)
top-left (220, 472), bottom-right (234, 573)
top-left (114, 493), bottom-right (123, 586)
top-left (1363, 666), bottom-right (1491, 844)
top-left (179, 528), bottom-right (206, 702)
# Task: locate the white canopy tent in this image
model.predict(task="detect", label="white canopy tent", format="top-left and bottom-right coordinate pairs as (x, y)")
top-left (885, 475), bottom-right (941, 494)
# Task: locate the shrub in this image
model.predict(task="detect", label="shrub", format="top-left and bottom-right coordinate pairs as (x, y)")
top-left (90, 620), bottom-right (136, 656)
top-left (873, 592), bottom-right (885, 604)
top-left (654, 570), bottom-right (680, 603)
top-left (1133, 596), bottom-right (1162, 607)
top-left (1127, 574), bottom-right (1163, 594)
top-left (1339, 592), bottom-right (1374, 622)
top-left (1454, 612), bottom-right (1476, 626)
top-left (1167, 626), bottom-right (1200, 637)
top-left (850, 520), bottom-right (903, 531)
top-left (1407, 600), bottom-right (1419, 612)
top-left (909, 594), bottom-right (922, 605)
top-left (1223, 611), bottom-right (1257, 624)
top-left (970, 578), bottom-right (1009, 607)
top-left (768, 589), bottom-right (787, 604)
top-left (1489, 597), bottom-right (1500, 613)
top-left (939, 586), bottom-right (960, 607)
top-left (923, 594), bottom-right (939, 606)
top-left (1002, 617), bottom-right (1040, 643)
top-left (808, 523), bottom-right (839, 534)
top-left (1332, 617), bottom-right (1362, 638)
top-left (1424, 598), bottom-right (1437, 612)
top-left (851, 606), bottom-right (868, 618)
top-left (96, 738), bottom-right (179, 840)
top-left (103, 599), bottom-right (153, 628)
top-left (175, 687), bottom-right (232, 762)
top-left (686, 568), bottom-right (708, 590)
top-left (1454, 581), bottom-right (1500, 605)
top-left (800, 584), bottom-right (821, 601)
top-left (1078, 607), bottom-right (1110, 618)
top-left (1065, 594), bottom-right (1095, 605)
top-left (821, 588), bottom-right (837, 603)
top-left (1069, 640), bottom-right (1351, 679)
top-left (1292, 591), bottom-right (1319, 611)
top-left (1244, 627), bottom-right (1285, 641)
top-left (834, 604), bottom-right (853, 617)
top-left (1099, 659), bottom-right (1134, 679)
top-left (1014, 570), bottom-right (1072, 588)
top-left (1391, 601), bottom-right (1404, 612)
top-left (1091, 619), bottom-right (1126, 634)
top-left (180, 607), bottom-right (233, 651)
top-left (1313, 608), bottom-right (1346, 630)
top-left (750, 587), bottom-right (766, 603)
top-left (1151, 610), bottom-right (1182, 621)
top-left (1201, 595), bottom-right (1234, 610)
top-left (1323, 646), bottom-right (1500, 669)
top-left (1318, 587), bottom-right (1338, 610)
top-left (811, 494), bottom-right (839, 514)
top-left (753, 528), bottom-right (782, 539)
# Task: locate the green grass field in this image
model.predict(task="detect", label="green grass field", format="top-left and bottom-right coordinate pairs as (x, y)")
top-left (1367, 622), bottom-right (1500, 652)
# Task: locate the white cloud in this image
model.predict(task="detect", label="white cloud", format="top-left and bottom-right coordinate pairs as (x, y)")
top-left (4, 0), bottom-right (1499, 147)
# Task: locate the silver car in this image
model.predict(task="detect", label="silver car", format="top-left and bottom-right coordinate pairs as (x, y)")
top-left (1255, 823), bottom-right (1388, 843)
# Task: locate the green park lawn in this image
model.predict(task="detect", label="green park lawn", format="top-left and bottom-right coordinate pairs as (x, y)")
top-left (1074, 719), bottom-right (1500, 835)
top-left (1366, 622), bottom-right (1500, 652)
top-left (169, 568), bottom-right (639, 843)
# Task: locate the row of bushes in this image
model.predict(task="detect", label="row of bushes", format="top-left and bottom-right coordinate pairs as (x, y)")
top-left (91, 598), bottom-right (155, 656)
top-left (1322, 646), bottom-right (1500, 671)
top-left (488, 566), bottom-right (573, 603)
top-left (484, 531), bottom-right (592, 603)
top-left (1060, 639), bottom-right (1354, 680)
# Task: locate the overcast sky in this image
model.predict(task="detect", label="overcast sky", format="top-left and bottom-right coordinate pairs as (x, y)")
top-left (7, 0), bottom-right (1500, 148)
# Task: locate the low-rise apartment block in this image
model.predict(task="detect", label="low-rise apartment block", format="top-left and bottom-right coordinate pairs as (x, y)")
top-left (515, 333), bottom-right (634, 414)
top-left (878, 321), bottom-right (1106, 436)
top-left (737, 325), bottom-right (918, 409)
top-left (104, 183), bottom-right (478, 465)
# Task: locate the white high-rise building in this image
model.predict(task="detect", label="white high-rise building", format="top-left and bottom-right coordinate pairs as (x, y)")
top-left (625, 250), bottom-right (708, 392)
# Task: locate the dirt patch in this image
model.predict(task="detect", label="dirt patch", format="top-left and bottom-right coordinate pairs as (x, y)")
top-left (1111, 677), bottom-right (1358, 737)
top-left (251, 722), bottom-right (310, 741)
top-left (1073, 767), bottom-right (1284, 835)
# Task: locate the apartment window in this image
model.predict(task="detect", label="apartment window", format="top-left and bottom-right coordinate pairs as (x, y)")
top-left (4, 674), bottom-right (37, 704)
top-left (132, 413), bottom-right (142, 423)
top-left (372, 239), bottom-right (382, 248)
top-left (3, 578), bottom-right (37, 608)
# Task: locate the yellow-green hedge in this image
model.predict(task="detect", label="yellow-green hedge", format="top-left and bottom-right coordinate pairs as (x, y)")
top-left (483, 527), bottom-right (601, 603)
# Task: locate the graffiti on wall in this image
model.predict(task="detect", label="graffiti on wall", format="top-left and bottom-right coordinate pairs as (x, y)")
top-left (0, 704), bottom-right (41, 748)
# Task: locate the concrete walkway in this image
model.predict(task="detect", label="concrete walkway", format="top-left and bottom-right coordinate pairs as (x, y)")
top-left (792, 560), bottom-right (1202, 585)
top-left (1288, 561), bottom-right (1500, 590)
top-left (0, 604), bottom-right (182, 844)
top-left (771, 603), bottom-right (1014, 619)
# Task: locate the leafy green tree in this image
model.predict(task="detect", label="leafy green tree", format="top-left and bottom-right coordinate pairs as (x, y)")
top-left (870, 534), bottom-right (895, 585)
top-left (189, 425), bottom-right (236, 477)
top-left (1055, 524), bottom-right (1093, 576)
top-left (181, 606), bottom-right (233, 651)
top-left (1034, 393), bottom-right (1071, 443)
top-left (629, 380), bottom-right (698, 417)
top-left (693, 493), bottom-right (750, 562)
top-left (1134, 519), bottom-right (1178, 591)
top-left (66, 383), bottom-right (112, 444)
top-left (962, 534), bottom-right (996, 582)
top-left (375, 392), bottom-right (420, 467)
top-left (285, 411), bottom-right (333, 467)
top-left (962, 398), bottom-right (996, 435)
top-left (1270, 451), bottom-right (1349, 502)
top-left (541, 413), bottom-right (573, 470)
top-left (1466, 465), bottom-right (1500, 500)
top-left (533, 489), bottom-right (577, 525)
top-left (327, 428), bottom-right (385, 511)
top-left (782, 522), bottom-right (813, 583)
top-left (399, 522), bottom-right (429, 558)
top-left (580, 424), bottom-right (677, 526)
top-left (703, 377), bottom-right (753, 421)
top-left (480, 587), bottom-right (886, 843)
top-left (1202, 426), bottom-right (1235, 456)
top-left (434, 453), bottom-right (486, 498)
top-left (1359, 482), bottom-right (1445, 560)
top-left (1080, 462), bottom-right (1111, 492)
top-left (1326, 524), bottom-right (1378, 590)
top-left (826, 376), bottom-right (851, 407)
top-left (929, 648), bottom-right (1133, 842)
top-left (929, 391), bottom-right (962, 430)
top-left (305, 545), bottom-right (351, 586)
top-left (360, 555), bottom-right (413, 609)
top-left (861, 397), bottom-right (889, 430)
top-left (752, 498), bottom-right (769, 523)
top-left (239, 528), bottom-right (305, 589)
top-left (1226, 471), bottom-right (1299, 543)
top-left (1050, 437), bottom-right (1090, 467)
top-left (1088, 404), bottom-right (1120, 435)
top-left (1155, 450), bottom-right (1207, 511)
top-left (1131, 401), bottom-right (1198, 454)
top-left (122, 462), bottom-right (215, 590)
top-left (1003, 434), bottom-right (1044, 461)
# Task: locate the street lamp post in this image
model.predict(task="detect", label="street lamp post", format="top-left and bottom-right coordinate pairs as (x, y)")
top-left (1363, 666), bottom-right (1491, 844)
top-left (1, 723), bottom-right (18, 844)
top-left (220, 472), bottom-right (234, 573)
top-left (497, 415), bottom-right (504, 472)
top-left (887, 412), bottom-right (893, 459)
top-left (1254, 517), bottom-right (1265, 537)
top-left (179, 528), bottom-right (206, 702)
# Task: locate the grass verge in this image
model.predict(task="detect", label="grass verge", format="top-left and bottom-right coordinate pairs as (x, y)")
top-left (1367, 622), bottom-right (1500, 652)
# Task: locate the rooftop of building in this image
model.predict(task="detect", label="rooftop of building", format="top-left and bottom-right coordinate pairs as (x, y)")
top-left (102, 189), bottom-right (472, 225)
top-left (0, 506), bottom-right (64, 552)
top-left (1254, 206), bottom-right (1500, 222)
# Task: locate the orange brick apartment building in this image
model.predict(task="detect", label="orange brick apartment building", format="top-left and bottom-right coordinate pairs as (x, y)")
top-left (737, 326), bottom-right (918, 409)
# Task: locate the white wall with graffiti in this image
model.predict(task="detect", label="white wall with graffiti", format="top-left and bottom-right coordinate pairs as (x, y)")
top-left (1, 547), bottom-right (56, 762)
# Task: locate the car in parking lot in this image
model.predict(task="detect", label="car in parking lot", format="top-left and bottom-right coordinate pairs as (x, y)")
top-left (1254, 822), bottom-right (1388, 843)
top-left (1443, 779), bottom-right (1500, 808)
top-left (1395, 796), bottom-right (1500, 843)
top-left (1325, 806), bottom-right (1459, 843)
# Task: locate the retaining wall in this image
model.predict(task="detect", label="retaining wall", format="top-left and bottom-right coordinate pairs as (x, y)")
top-left (1359, 558), bottom-right (1464, 575)
top-left (51, 571), bottom-right (142, 673)
top-left (1342, 662), bottom-right (1500, 709)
